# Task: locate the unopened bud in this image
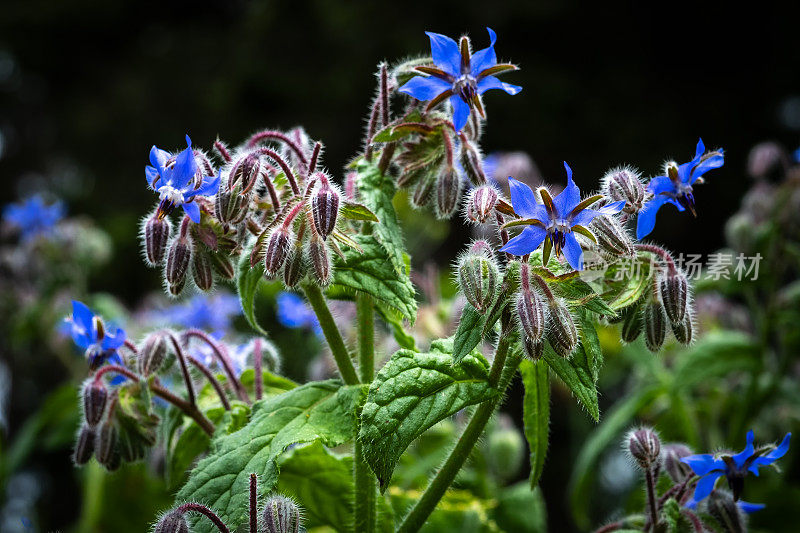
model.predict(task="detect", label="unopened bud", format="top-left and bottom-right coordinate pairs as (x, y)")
top-left (283, 243), bottom-right (307, 288)
top-left (644, 299), bottom-right (667, 352)
top-left (707, 490), bottom-right (746, 533)
top-left (516, 264), bottom-right (546, 341)
top-left (168, 277), bottom-right (186, 297)
top-left (82, 381), bottom-right (108, 426)
top-left (459, 143), bottom-right (487, 185)
top-left (209, 252), bottom-right (235, 280)
top-left (546, 299), bottom-right (578, 357)
top-left (458, 241), bottom-right (499, 313)
top-left (662, 443), bottom-right (694, 482)
top-left (627, 428), bottom-right (661, 468)
top-left (154, 510), bottom-right (190, 533)
top-left (233, 152), bottom-right (262, 188)
top-left (411, 174), bottom-right (435, 208)
top-left (215, 182), bottom-right (249, 225)
top-left (659, 269), bottom-right (689, 324)
top-left (671, 310), bottom-right (694, 345)
top-left (466, 185), bottom-right (499, 224)
top-left (621, 306), bottom-right (644, 343)
top-left (602, 167), bottom-right (645, 214)
top-left (192, 251), bottom-right (215, 291)
top-left (143, 215), bottom-right (172, 266)
top-left (73, 425), bottom-right (95, 465)
top-left (435, 167), bottom-right (462, 218)
top-left (311, 176), bottom-right (340, 239)
top-left (95, 422), bottom-right (119, 471)
top-left (263, 495), bottom-right (302, 533)
top-left (264, 226), bottom-right (292, 277)
top-left (523, 338), bottom-right (544, 360)
top-left (165, 235), bottom-right (192, 286)
top-left (138, 333), bottom-right (167, 376)
top-left (309, 234), bottom-right (332, 286)
top-left (591, 215), bottom-right (634, 257)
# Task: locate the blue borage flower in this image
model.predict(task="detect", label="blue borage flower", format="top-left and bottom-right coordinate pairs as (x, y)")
top-left (67, 300), bottom-right (127, 371)
top-left (399, 28), bottom-right (522, 131)
top-left (145, 135), bottom-right (220, 223)
top-left (636, 139), bottom-right (724, 239)
top-left (156, 293), bottom-right (242, 337)
top-left (500, 162), bottom-right (625, 270)
top-left (276, 292), bottom-right (321, 335)
top-left (681, 430), bottom-right (791, 510)
top-left (2, 195), bottom-right (65, 242)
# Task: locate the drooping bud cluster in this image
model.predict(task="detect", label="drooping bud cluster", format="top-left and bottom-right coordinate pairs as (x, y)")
top-left (142, 212), bottom-right (172, 266)
top-left (602, 166), bottom-right (645, 215)
top-left (82, 380), bottom-right (108, 426)
top-left (515, 263), bottom-right (546, 358)
top-left (627, 427), bottom-right (662, 469)
top-left (465, 185), bottom-right (499, 224)
top-left (164, 217), bottom-right (194, 296)
top-left (457, 241), bottom-right (500, 313)
top-left (263, 495), bottom-right (303, 533)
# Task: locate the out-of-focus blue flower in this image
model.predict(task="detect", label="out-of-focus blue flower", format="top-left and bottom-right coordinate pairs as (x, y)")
top-left (66, 300), bottom-right (126, 371)
top-left (145, 135), bottom-right (219, 223)
top-left (276, 292), bottom-right (321, 335)
top-left (500, 162), bottom-right (624, 270)
top-left (793, 147), bottom-right (800, 163)
top-left (636, 139), bottom-right (724, 239)
top-left (156, 293), bottom-right (241, 337)
top-left (681, 430), bottom-right (791, 509)
top-left (2, 195), bottom-right (64, 242)
top-left (399, 28), bottom-right (521, 131)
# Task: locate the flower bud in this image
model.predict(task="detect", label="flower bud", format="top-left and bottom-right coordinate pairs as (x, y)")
top-left (309, 234), bottom-right (331, 286)
top-left (311, 176), bottom-right (340, 239)
top-left (264, 226), bottom-right (293, 277)
top-left (707, 490), bottom-right (746, 533)
top-left (621, 306), bottom-right (643, 343)
top-left (659, 269), bottom-right (689, 324)
top-left (283, 242), bottom-right (307, 288)
top-left (232, 152), bottom-right (262, 188)
top-left (523, 338), bottom-right (544, 360)
top-left (165, 234), bottom-right (193, 286)
top-left (209, 251), bottom-right (235, 280)
top-left (214, 182), bottom-right (249, 225)
top-left (138, 333), bottom-right (167, 376)
top-left (143, 214), bottom-right (172, 266)
top-left (73, 425), bottom-right (95, 465)
top-left (168, 277), bottom-right (186, 297)
top-left (602, 167), bottom-right (645, 214)
top-left (662, 443), bottom-right (694, 483)
top-left (458, 241), bottom-right (499, 313)
top-left (644, 299), bottom-right (667, 353)
top-left (459, 143), bottom-right (487, 186)
top-left (411, 173), bottom-right (435, 208)
top-left (82, 381), bottom-right (108, 426)
top-left (95, 422), bottom-right (119, 471)
top-left (466, 185), bottom-right (499, 224)
top-left (154, 510), bottom-right (190, 533)
top-left (627, 427), bottom-right (661, 469)
top-left (192, 250), bottom-right (215, 291)
top-left (435, 167), bottom-right (462, 218)
top-left (516, 264), bottom-right (546, 342)
top-left (671, 310), bottom-right (694, 345)
top-left (591, 215), bottom-right (634, 257)
top-left (263, 495), bottom-right (302, 533)
top-left (546, 299), bottom-right (578, 358)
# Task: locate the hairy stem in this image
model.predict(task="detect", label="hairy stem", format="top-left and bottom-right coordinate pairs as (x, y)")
top-left (186, 355), bottom-right (231, 411)
top-left (253, 338), bottom-right (264, 401)
top-left (182, 329), bottom-right (251, 403)
top-left (644, 468), bottom-right (660, 532)
top-left (177, 502), bottom-right (230, 533)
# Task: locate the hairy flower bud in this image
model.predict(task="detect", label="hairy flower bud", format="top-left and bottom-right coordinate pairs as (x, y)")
top-left (82, 381), bottom-right (108, 426)
top-left (192, 250), bottom-right (215, 291)
top-left (459, 142), bottom-right (487, 186)
top-left (168, 277), bottom-right (186, 297)
top-left (73, 425), bottom-right (95, 465)
top-left (621, 306), bottom-right (644, 343)
top-left (154, 510), bottom-right (190, 533)
top-left (546, 299), bottom-right (578, 357)
top-left (138, 333), bottom-right (167, 376)
top-left (523, 338), bottom-right (544, 360)
top-left (435, 167), bottom-right (462, 218)
top-left (659, 269), bottom-right (689, 324)
top-left (215, 182), bottom-right (249, 225)
top-left (671, 310), bottom-right (694, 345)
top-left (263, 495), bottom-right (302, 533)
top-left (264, 226), bottom-right (293, 277)
top-left (311, 176), bottom-right (340, 239)
top-left (466, 185), bottom-right (499, 224)
top-left (591, 215), bottom-right (634, 257)
top-left (283, 243), bottom-right (307, 288)
top-left (603, 166), bottom-right (645, 214)
top-left (411, 174), bottom-right (435, 208)
top-left (95, 422), bottom-right (119, 471)
top-left (662, 443), bottom-right (694, 483)
top-left (165, 234), bottom-right (192, 287)
top-left (458, 241), bottom-right (499, 313)
top-left (309, 234), bottom-right (332, 286)
top-left (516, 264), bottom-right (546, 342)
top-left (627, 427), bottom-right (661, 469)
top-left (143, 214), bottom-right (172, 266)
top-left (707, 490), bottom-right (746, 533)
top-left (644, 299), bottom-right (667, 352)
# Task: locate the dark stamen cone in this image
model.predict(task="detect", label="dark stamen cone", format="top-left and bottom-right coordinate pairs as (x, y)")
top-left (264, 226), bottom-right (292, 277)
top-left (144, 215), bottom-right (172, 266)
top-left (165, 234), bottom-right (192, 286)
top-left (138, 333), bottom-right (167, 376)
top-left (466, 185), bottom-right (499, 224)
top-left (73, 425), bottom-right (95, 465)
top-left (659, 269), bottom-right (689, 324)
top-left (311, 177), bottom-right (340, 239)
top-left (192, 250), bottom-right (215, 291)
top-left (309, 234), bottom-right (332, 286)
top-left (546, 299), bottom-right (579, 358)
top-left (621, 305), bottom-right (644, 343)
top-left (457, 241), bottom-right (499, 313)
top-left (82, 381), bottom-right (108, 426)
top-left (644, 299), bottom-right (667, 352)
top-left (435, 167), bottom-right (462, 218)
top-left (263, 495), bottom-right (302, 533)
top-left (154, 510), bottom-right (190, 533)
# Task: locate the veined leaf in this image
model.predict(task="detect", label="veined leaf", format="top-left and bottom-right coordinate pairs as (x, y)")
top-left (452, 303), bottom-right (487, 364)
top-left (236, 249), bottom-right (268, 335)
top-left (177, 380), bottom-right (366, 533)
top-left (358, 339), bottom-right (497, 491)
top-left (375, 301), bottom-right (417, 351)
top-left (520, 359), bottom-right (550, 488)
top-left (341, 200), bottom-right (380, 222)
top-left (540, 341), bottom-right (599, 422)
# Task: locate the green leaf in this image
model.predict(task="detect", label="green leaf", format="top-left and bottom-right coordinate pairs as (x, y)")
top-left (671, 331), bottom-right (760, 391)
top-left (359, 339), bottom-right (497, 491)
top-left (328, 233), bottom-right (417, 322)
top-left (568, 385), bottom-right (662, 530)
top-left (375, 301), bottom-right (417, 351)
top-left (534, 267), bottom-right (615, 316)
top-left (492, 483), bottom-right (547, 533)
top-left (578, 310), bottom-right (604, 381)
top-left (520, 360), bottom-right (550, 488)
top-left (177, 380), bottom-right (366, 533)
top-left (236, 250), bottom-right (268, 335)
top-left (540, 341), bottom-right (599, 422)
top-left (452, 304), bottom-right (487, 364)
top-left (341, 200), bottom-right (380, 222)
top-left (603, 254), bottom-right (656, 311)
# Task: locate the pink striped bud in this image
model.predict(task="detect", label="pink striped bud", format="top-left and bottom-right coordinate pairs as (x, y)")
top-left (311, 175), bottom-right (340, 239)
top-left (309, 234), bottom-right (332, 286)
top-left (264, 226), bottom-right (293, 277)
top-left (466, 185), bottom-right (499, 224)
top-left (143, 214), bottom-right (172, 266)
top-left (82, 381), bottom-right (108, 426)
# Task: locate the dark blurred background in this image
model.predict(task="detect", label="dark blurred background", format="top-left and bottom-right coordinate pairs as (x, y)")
top-left (2, 0), bottom-right (800, 530)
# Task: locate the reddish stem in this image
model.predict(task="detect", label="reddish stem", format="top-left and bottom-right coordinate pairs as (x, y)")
top-left (177, 503), bottom-right (230, 533)
top-left (213, 140), bottom-right (232, 163)
top-left (255, 147), bottom-right (300, 195)
top-left (249, 473), bottom-right (259, 533)
top-left (308, 142), bottom-right (322, 174)
top-left (246, 130), bottom-right (309, 167)
top-left (163, 330), bottom-right (196, 406)
top-left (186, 355), bottom-right (231, 410)
top-left (253, 338), bottom-right (264, 401)
top-left (183, 330), bottom-right (250, 403)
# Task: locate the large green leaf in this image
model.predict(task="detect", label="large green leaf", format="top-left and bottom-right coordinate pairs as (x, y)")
top-left (177, 380), bottom-right (366, 533)
top-left (358, 339), bottom-right (497, 491)
top-left (236, 250), bottom-right (268, 335)
top-left (540, 341), bottom-right (600, 422)
top-left (328, 233), bottom-right (417, 322)
top-left (578, 310), bottom-right (604, 381)
top-left (520, 359), bottom-right (550, 488)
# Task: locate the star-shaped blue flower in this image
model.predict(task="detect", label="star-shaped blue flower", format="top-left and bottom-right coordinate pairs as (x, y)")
top-left (681, 430), bottom-right (791, 509)
top-left (145, 135), bottom-right (220, 223)
top-left (67, 300), bottom-right (127, 371)
top-left (3, 195), bottom-right (64, 242)
top-left (500, 162), bottom-right (625, 270)
top-left (399, 28), bottom-right (522, 131)
top-left (636, 139), bottom-right (724, 239)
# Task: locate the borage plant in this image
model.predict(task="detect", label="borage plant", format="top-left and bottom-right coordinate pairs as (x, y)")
top-left (62, 27), bottom-right (782, 533)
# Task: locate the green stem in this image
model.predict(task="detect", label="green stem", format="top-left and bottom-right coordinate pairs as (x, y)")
top-left (302, 282), bottom-right (360, 385)
top-left (355, 292), bottom-right (377, 532)
top-left (397, 331), bottom-right (520, 533)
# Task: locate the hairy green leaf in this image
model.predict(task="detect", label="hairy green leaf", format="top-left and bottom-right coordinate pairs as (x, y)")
top-left (236, 250), bottom-right (268, 335)
top-left (452, 303), bottom-right (487, 364)
top-left (341, 200), bottom-right (380, 222)
top-left (540, 341), bottom-right (600, 422)
top-left (375, 301), bottom-right (417, 351)
top-left (578, 310), bottom-right (604, 381)
top-left (359, 339), bottom-right (497, 491)
top-left (177, 380), bottom-right (366, 533)
top-left (520, 359), bottom-right (550, 488)
top-left (603, 254), bottom-right (656, 311)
